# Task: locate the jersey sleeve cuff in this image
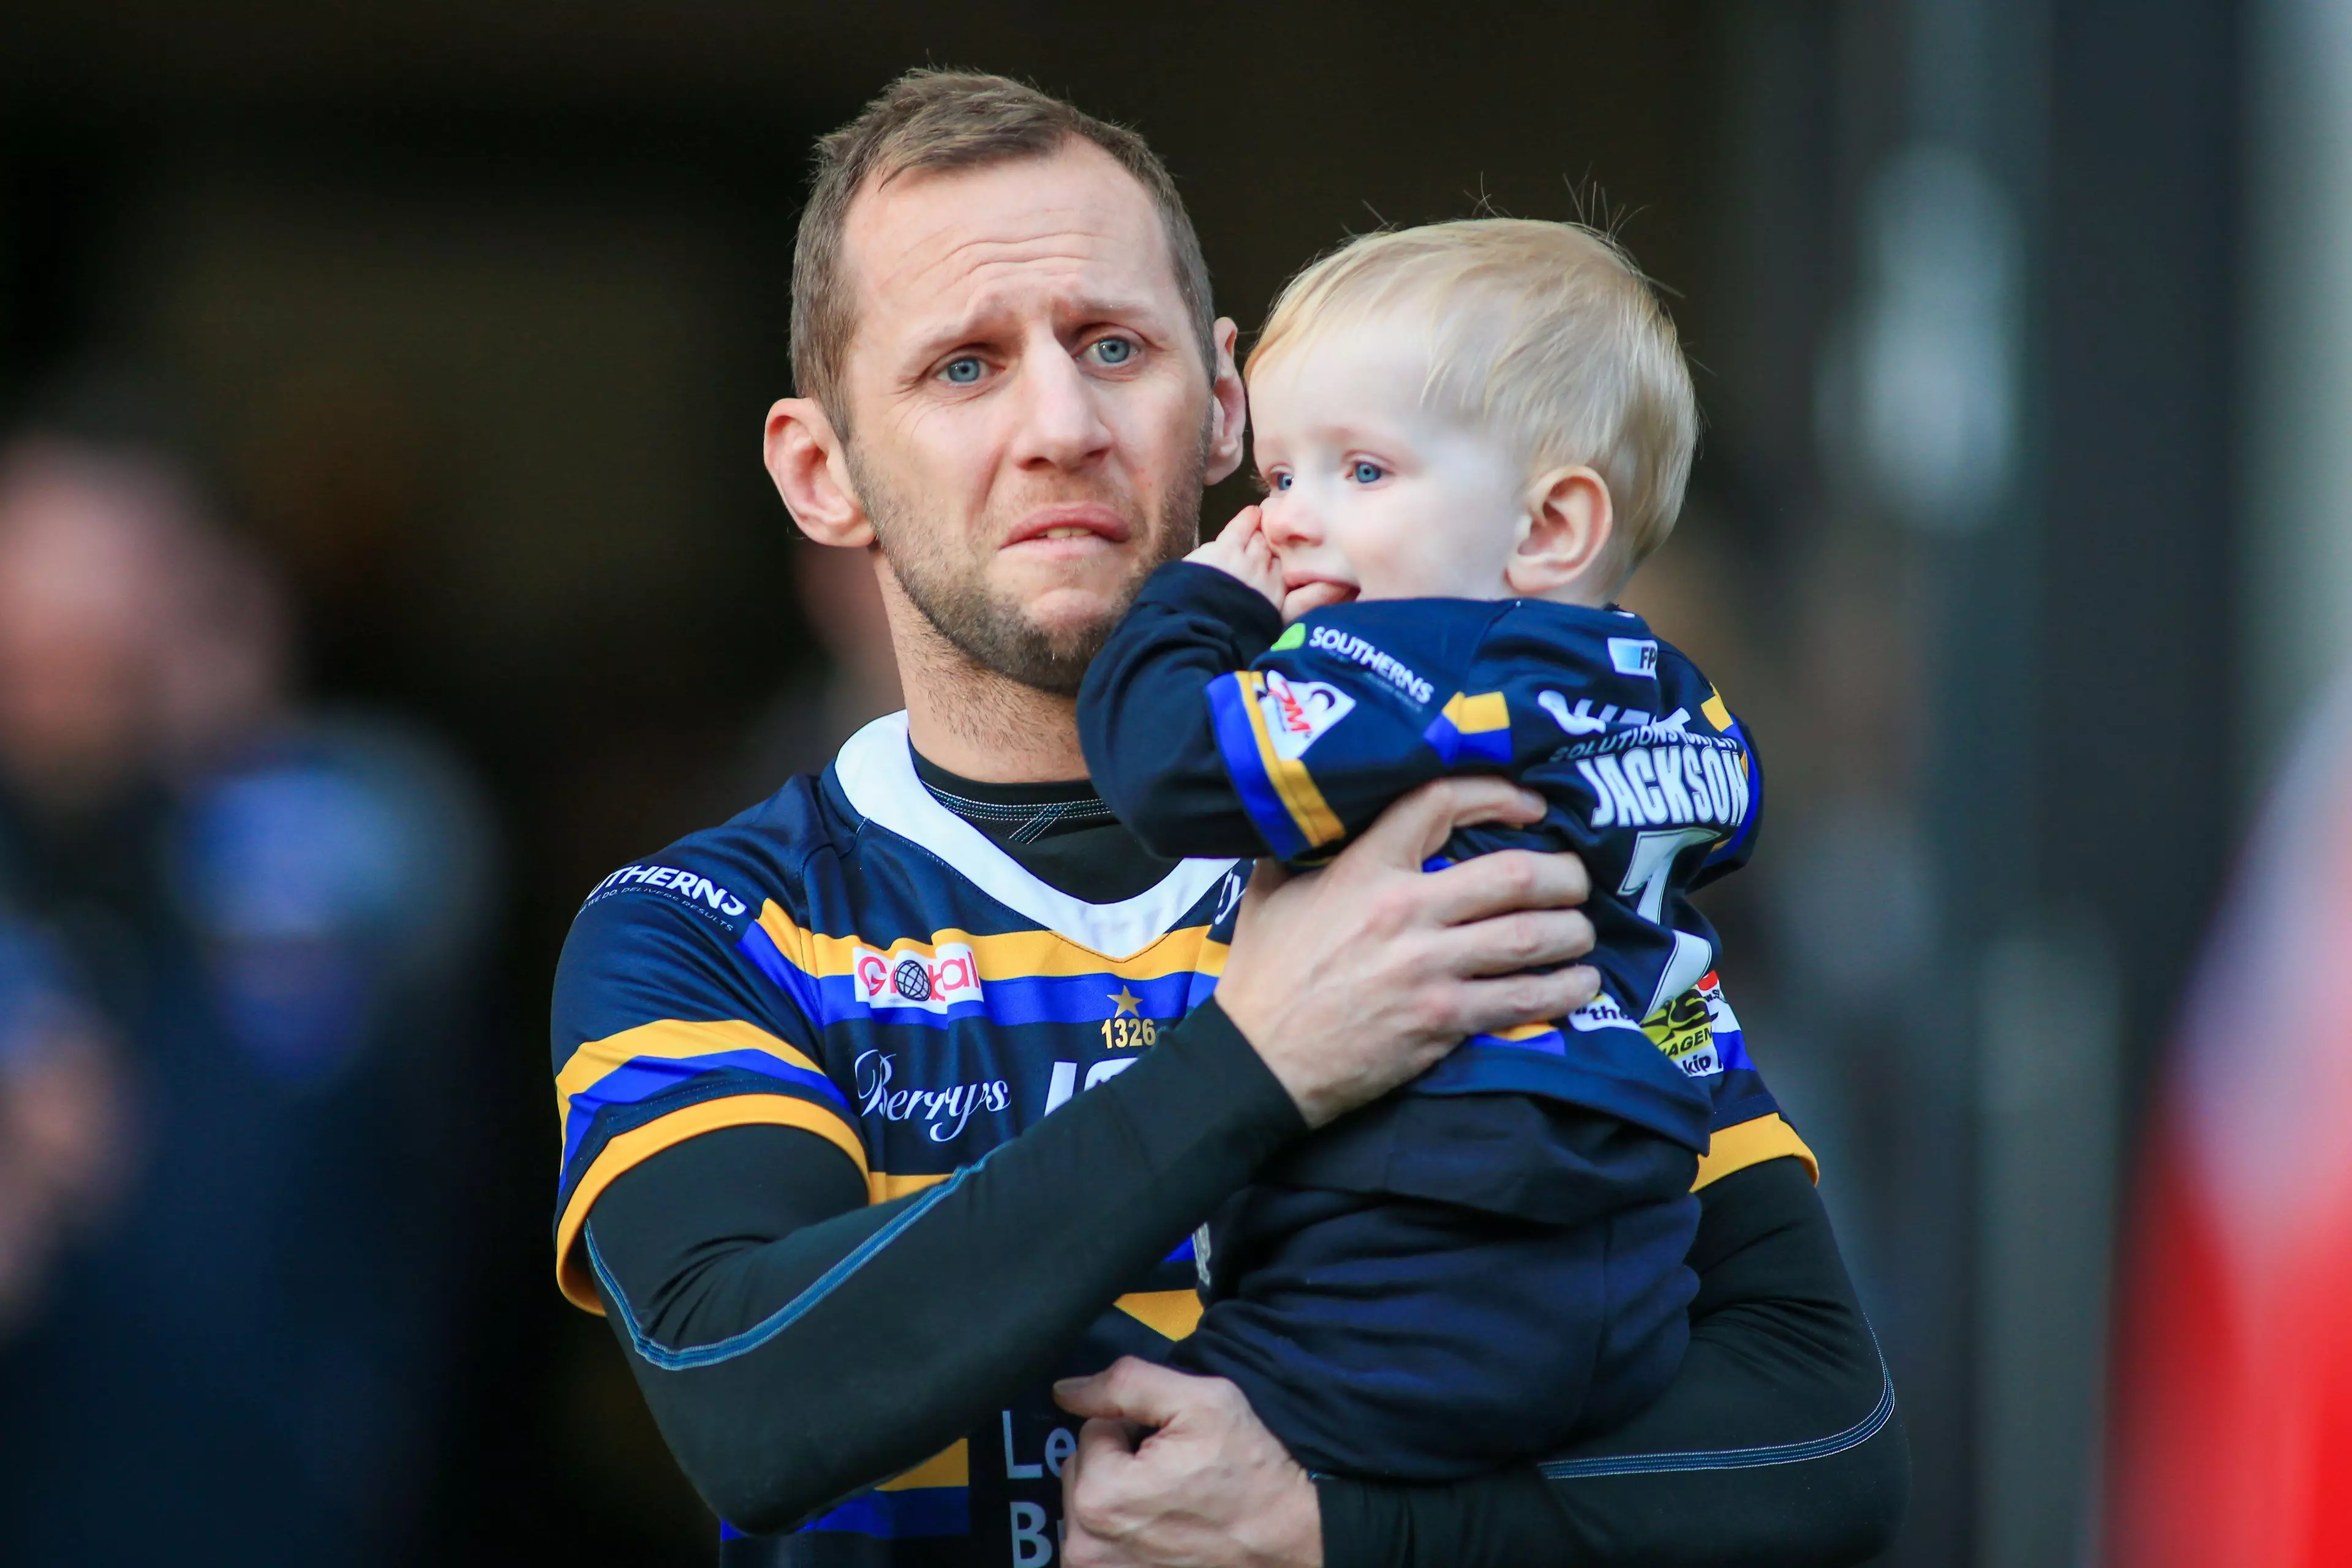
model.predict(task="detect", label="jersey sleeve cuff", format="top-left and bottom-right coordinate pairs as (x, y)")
top-left (1139, 560), bottom-right (1286, 652)
top-left (1694, 1111), bottom-right (1819, 1190)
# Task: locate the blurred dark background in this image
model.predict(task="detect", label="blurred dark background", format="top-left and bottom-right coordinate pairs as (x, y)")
top-left (0, 1), bottom-right (2279, 1563)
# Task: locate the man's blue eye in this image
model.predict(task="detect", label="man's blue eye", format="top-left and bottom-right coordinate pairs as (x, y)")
top-left (1352, 461), bottom-right (1385, 483)
top-left (943, 358), bottom-right (983, 385)
top-left (1093, 337), bottom-right (1134, 365)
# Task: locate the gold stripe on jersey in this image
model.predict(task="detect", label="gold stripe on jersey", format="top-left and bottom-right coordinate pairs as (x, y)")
top-left (1701, 685), bottom-right (1735, 733)
top-left (879, 1440), bottom-right (970, 1491)
top-left (1116, 1289), bottom-right (1206, 1341)
top-left (869, 1170), bottom-right (955, 1204)
top-left (553, 1016), bottom-right (833, 1125)
top-left (556, 1093), bottom-right (872, 1313)
top-left (1694, 1112), bottom-right (1818, 1190)
top-left (753, 902), bottom-right (1231, 980)
top-left (1232, 672), bottom-right (1347, 849)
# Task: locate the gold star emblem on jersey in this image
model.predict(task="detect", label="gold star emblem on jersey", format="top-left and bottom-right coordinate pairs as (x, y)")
top-left (1108, 986), bottom-right (1142, 1017)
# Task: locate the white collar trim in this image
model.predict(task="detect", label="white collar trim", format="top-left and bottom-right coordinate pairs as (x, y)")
top-left (831, 712), bottom-right (1240, 960)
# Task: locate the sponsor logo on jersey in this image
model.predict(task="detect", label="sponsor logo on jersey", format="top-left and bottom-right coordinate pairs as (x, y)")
top-left (1541, 697), bottom-right (1695, 742)
top-left (584, 862), bottom-right (749, 918)
top-left (852, 941), bottom-right (984, 1012)
top-left (1644, 985), bottom-right (1724, 1077)
top-left (1609, 636), bottom-right (1660, 677)
top-left (1567, 993), bottom-right (1639, 1032)
top-left (1697, 969), bottom-right (1740, 1030)
top-left (1302, 625), bottom-right (1437, 704)
top-left (854, 1049), bottom-right (1009, 1142)
top-left (1257, 670), bottom-right (1356, 760)
top-left (1212, 867), bottom-right (1248, 926)
top-left (1537, 690), bottom-right (1613, 735)
top-left (1574, 737), bottom-right (1750, 831)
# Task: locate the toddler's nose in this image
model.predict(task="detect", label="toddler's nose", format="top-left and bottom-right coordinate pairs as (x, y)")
top-left (1259, 493), bottom-right (1321, 551)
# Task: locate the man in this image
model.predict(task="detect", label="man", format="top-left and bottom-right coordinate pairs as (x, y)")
top-left (551, 70), bottom-right (1906, 1567)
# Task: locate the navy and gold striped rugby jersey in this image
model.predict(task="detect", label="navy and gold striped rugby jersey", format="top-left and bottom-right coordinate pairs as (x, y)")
top-left (551, 710), bottom-right (1813, 1560)
top-left (1083, 570), bottom-right (1814, 1161)
top-left (552, 712), bottom-right (1243, 1551)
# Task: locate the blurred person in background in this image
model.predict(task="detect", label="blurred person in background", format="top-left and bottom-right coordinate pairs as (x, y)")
top-left (0, 429), bottom-right (497, 1564)
top-left (2106, 672), bottom-right (2352, 1568)
top-left (728, 538), bottom-right (904, 805)
top-left (0, 913), bottom-right (130, 1342)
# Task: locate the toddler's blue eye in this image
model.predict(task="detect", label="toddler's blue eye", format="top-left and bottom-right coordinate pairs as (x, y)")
top-left (1272, 472), bottom-right (1294, 491)
top-left (943, 358), bottom-right (983, 385)
top-left (1351, 461), bottom-right (1385, 484)
top-left (1092, 337), bottom-right (1134, 365)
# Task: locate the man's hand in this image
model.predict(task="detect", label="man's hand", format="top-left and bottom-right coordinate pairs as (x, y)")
top-left (1055, 1357), bottom-right (1321, 1568)
top-left (1216, 775), bottom-right (1599, 1128)
top-left (1186, 507), bottom-right (1285, 608)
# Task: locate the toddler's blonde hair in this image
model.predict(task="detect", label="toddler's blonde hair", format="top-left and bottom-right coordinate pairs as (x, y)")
top-left (1248, 218), bottom-right (1697, 571)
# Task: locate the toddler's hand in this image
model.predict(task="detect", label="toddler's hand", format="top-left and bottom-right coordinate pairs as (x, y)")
top-left (1186, 507), bottom-right (1284, 608)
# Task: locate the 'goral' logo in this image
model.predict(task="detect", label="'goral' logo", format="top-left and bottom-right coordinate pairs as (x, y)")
top-left (1258, 671), bottom-right (1355, 761)
top-left (853, 941), bottom-right (983, 1013)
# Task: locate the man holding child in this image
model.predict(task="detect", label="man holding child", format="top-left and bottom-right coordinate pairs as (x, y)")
top-left (549, 70), bottom-right (1905, 1567)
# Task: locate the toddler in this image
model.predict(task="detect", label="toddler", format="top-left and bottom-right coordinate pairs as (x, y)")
top-left (1076, 219), bottom-right (1800, 1479)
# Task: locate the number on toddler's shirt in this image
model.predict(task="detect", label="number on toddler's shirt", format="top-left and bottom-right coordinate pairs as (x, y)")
top-left (1618, 827), bottom-right (1717, 922)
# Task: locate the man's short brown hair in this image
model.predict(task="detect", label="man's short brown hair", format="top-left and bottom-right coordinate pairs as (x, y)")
top-left (791, 69), bottom-right (1216, 432)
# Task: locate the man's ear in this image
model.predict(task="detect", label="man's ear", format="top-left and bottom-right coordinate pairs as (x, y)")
top-left (764, 396), bottom-right (872, 547)
top-left (1506, 466), bottom-right (1616, 597)
top-left (1204, 317), bottom-right (1249, 484)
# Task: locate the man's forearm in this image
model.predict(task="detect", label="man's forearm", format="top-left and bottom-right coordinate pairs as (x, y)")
top-left (586, 1000), bottom-right (1304, 1535)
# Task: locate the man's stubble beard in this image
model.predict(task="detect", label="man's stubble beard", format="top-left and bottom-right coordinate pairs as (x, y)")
top-left (848, 431), bottom-right (1210, 698)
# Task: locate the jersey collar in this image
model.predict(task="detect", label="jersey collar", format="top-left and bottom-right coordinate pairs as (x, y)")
top-left (831, 712), bottom-right (1240, 959)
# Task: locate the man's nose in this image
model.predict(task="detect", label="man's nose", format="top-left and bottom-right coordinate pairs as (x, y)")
top-left (1008, 340), bottom-right (1114, 471)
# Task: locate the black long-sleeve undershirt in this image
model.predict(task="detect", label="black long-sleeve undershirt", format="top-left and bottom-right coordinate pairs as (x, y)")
top-left (588, 998), bottom-right (1305, 1534)
top-left (585, 763), bottom-right (1905, 1559)
top-left (592, 1118), bottom-right (1903, 1563)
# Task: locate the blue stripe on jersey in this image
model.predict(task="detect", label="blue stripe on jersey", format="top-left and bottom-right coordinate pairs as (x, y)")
top-left (560, 1049), bottom-right (847, 1172)
top-left (805, 1487), bottom-right (971, 1538)
top-left (1422, 712), bottom-right (1514, 766)
top-left (734, 925), bottom-right (824, 1019)
top-left (734, 921), bottom-right (1208, 1031)
top-left (1463, 1027), bottom-right (1569, 1056)
top-left (1701, 718), bottom-right (1762, 870)
top-left (1205, 674), bottom-right (1311, 860)
top-left (1183, 970), bottom-right (1221, 1011)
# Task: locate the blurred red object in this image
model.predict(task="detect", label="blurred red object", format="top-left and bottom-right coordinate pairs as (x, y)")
top-left (2107, 679), bottom-right (2352, 1568)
